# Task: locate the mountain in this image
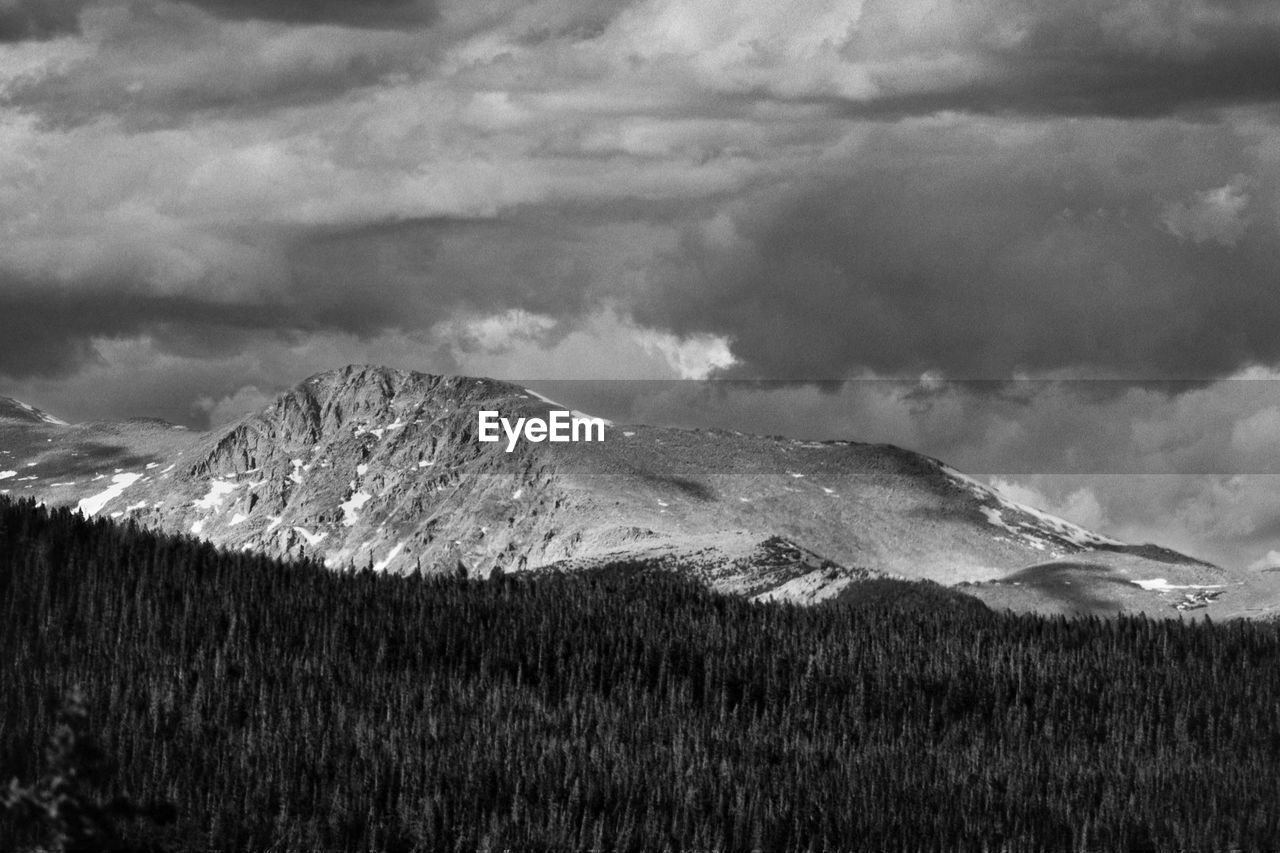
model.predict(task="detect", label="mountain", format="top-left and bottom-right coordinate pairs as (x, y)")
top-left (0, 396), bottom-right (68, 426)
top-left (1, 365), bottom-right (1270, 617)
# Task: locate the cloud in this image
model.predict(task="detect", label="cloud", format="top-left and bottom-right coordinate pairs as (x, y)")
top-left (0, 0), bottom-right (87, 42)
top-left (989, 477), bottom-right (1110, 532)
top-left (1249, 550), bottom-right (1280, 571)
top-left (635, 329), bottom-right (735, 379)
top-left (546, 0), bottom-right (1280, 119)
top-left (8, 0), bottom-right (1280, 576)
top-left (434, 308), bottom-right (560, 354)
top-left (1161, 177), bottom-right (1251, 245)
top-left (0, 277), bottom-right (312, 379)
top-left (633, 117), bottom-right (1280, 382)
top-left (1230, 405), bottom-right (1280, 456)
top-left (177, 0), bottom-right (438, 28)
top-left (4, 6), bottom-right (434, 126)
top-left (193, 383), bottom-right (275, 426)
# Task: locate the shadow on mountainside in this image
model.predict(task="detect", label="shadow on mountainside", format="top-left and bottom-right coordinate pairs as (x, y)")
top-left (23, 442), bottom-right (165, 480)
top-left (994, 562), bottom-right (1135, 616)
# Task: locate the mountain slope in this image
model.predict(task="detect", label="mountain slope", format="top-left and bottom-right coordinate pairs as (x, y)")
top-left (0, 365), bottom-right (1261, 616)
top-left (0, 396), bottom-right (68, 426)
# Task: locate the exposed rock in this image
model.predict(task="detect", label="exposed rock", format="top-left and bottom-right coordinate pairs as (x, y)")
top-left (0, 365), bottom-right (1236, 612)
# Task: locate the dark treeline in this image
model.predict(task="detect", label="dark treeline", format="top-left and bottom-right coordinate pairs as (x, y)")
top-left (2, 496), bottom-right (1280, 852)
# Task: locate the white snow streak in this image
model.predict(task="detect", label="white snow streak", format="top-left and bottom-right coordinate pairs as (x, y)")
top-left (340, 491), bottom-right (371, 527)
top-left (194, 479), bottom-right (237, 511)
top-left (15, 399), bottom-right (68, 425)
top-left (77, 473), bottom-right (142, 517)
top-left (292, 527), bottom-right (327, 546)
top-left (1132, 578), bottom-right (1225, 592)
top-left (523, 389), bottom-right (615, 426)
top-left (951, 465), bottom-right (1123, 549)
top-left (374, 541), bottom-right (406, 572)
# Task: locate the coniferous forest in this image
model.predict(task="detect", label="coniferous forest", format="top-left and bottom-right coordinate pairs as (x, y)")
top-left (3, 496), bottom-right (1280, 852)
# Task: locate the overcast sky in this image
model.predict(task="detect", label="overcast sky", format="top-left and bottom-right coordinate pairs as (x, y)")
top-left (4, 0), bottom-right (1280, 568)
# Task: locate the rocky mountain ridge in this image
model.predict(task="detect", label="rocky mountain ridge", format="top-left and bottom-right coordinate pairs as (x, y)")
top-left (0, 366), bottom-right (1261, 616)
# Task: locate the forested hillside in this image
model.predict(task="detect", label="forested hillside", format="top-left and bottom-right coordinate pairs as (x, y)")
top-left (2, 496), bottom-right (1279, 852)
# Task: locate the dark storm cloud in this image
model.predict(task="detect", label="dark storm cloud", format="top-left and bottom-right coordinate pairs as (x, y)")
top-left (0, 214), bottom-right (598, 381)
top-left (633, 121), bottom-right (1278, 382)
top-left (1, 3), bottom-right (433, 129)
top-left (285, 215), bottom-right (597, 326)
top-left (0, 282), bottom-right (314, 379)
top-left (0, 0), bottom-right (87, 41)
top-left (176, 0), bottom-right (437, 28)
top-left (838, 33), bottom-right (1280, 119)
top-left (758, 0), bottom-right (1280, 120)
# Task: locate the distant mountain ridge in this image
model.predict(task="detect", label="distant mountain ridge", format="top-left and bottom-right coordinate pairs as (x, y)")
top-left (0, 396), bottom-right (68, 426)
top-left (0, 365), bottom-right (1266, 617)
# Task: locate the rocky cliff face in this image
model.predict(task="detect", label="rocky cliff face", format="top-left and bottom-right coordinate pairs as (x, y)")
top-left (161, 367), bottom-right (576, 576)
top-left (0, 365), bottom-right (1249, 614)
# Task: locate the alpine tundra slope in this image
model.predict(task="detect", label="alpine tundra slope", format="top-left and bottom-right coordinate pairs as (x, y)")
top-left (1, 365), bottom-right (1272, 617)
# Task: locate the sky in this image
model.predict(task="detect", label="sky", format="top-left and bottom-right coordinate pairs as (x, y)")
top-left (4, 0), bottom-right (1280, 568)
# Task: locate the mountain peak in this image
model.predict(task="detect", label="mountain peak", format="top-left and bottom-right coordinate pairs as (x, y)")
top-left (0, 396), bottom-right (68, 426)
top-left (0, 366), bottom-right (1237, 617)
top-left (300, 365), bottom-right (518, 395)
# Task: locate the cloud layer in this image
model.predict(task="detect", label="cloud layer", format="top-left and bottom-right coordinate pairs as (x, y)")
top-left (7, 0), bottom-right (1280, 564)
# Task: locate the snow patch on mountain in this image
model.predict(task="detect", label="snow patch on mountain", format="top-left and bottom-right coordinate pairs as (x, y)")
top-left (1005, 499), bottom-right (1122, 548)
top-left (293, 526), bottom-right (327, 547)
top-left (374, 541), bottom-right (406, 572)
top-left (340, 491), bottom-right (371, 526)
top-left (194, 479), bottom-right (237, 511)
top-left (941, 464), bottom-right (991, 499)
top-left (12, 399), bottom-right (68, 426)
top-left (944, 464), bottom-right (1122, 550)
top-left (523, 389), bottom-right (615, 427)
top-left (77, 472), bottom-right (142, 517)
top-left (1132, 578), bottom-right (1224, 592)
